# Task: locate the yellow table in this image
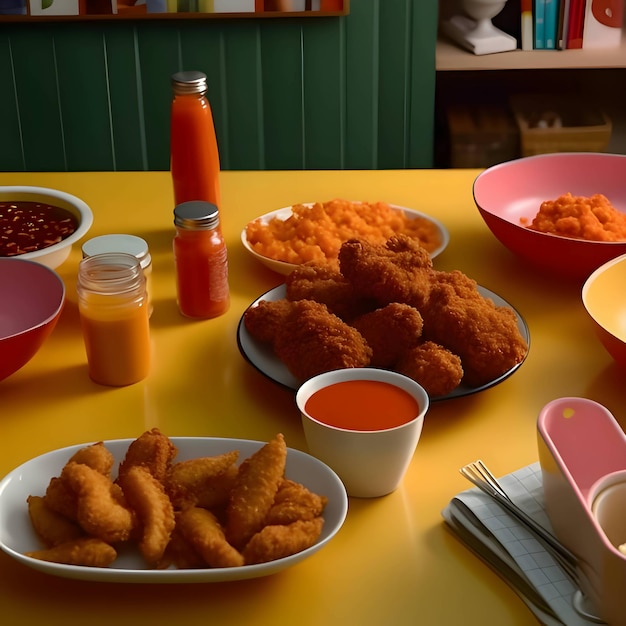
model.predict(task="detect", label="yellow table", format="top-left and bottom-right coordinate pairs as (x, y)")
top-left (1, 170), bottom-right (623, 626)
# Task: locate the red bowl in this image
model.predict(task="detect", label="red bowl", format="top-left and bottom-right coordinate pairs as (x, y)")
top-left (0, 258), bottom-right (65, 381)
top-left (473, 153), bottom-right (626, 281)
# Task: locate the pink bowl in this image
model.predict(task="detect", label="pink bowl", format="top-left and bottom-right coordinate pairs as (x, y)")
top-left (0, 258), bottom-right (65, 381)
top-left (473, 153), bottom-right (626, 281)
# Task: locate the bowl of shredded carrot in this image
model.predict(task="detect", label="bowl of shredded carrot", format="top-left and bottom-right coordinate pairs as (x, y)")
top-left (473, 153), bottom-right (626, 281)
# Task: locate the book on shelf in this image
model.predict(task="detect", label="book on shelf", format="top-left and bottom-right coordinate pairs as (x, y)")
top-left (521, 0), bottom-right (534, 49)
top-left (442, 463), bottom-right (605, 625)
top-left (557, 0), bottom-right (571, 48)
top-left (582, 0), bottom-right (624, 48)
top-left (544, 0), bottom-right (559, 48)
top-left (565, 0), bottom-right (587, 48)
top-left (534, 0), bottom-right (546, 48)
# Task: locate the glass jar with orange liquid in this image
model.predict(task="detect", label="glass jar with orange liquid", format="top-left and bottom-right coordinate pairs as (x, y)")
top-left (170, 70), bottom-right (221, 209)
top-left (77, 252), bottom-right (151, 386)
top-left (173, 201), bottom-right (229, 319)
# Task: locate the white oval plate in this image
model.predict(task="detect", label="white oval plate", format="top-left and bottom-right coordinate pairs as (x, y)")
top-left (241, 203), bottom-right (450, 275)
top-left (237, 285), bottom-right (530, 401)
top-left (0, 437), bottom-right (348, 583)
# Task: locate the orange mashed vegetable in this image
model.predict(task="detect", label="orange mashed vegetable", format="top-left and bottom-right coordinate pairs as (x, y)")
top-left (522, 192), bottom-right (626, 242)
top-left (245, 199), bottom-right (441, 268)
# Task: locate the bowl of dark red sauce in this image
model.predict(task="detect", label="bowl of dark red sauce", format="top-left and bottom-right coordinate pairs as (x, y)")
top-left (0, 186), bottom-right (93, 269)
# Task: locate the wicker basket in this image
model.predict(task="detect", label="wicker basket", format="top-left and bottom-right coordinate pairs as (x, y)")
top-left (510, 94), bottom-right (612, 157)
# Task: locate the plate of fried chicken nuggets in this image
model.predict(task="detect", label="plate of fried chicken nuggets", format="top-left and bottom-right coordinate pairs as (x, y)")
top-left (238, 235), bottom-right (530, 400)
top-left (0, 430), bottom-right (348, 583)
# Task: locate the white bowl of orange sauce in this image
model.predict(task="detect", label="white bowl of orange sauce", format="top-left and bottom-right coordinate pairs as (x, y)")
top-left (0, 186), bottom-right (93, 269)
top-left (296, 368), bottom-right (429, 498)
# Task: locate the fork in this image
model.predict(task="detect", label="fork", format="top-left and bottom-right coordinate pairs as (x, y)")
top-left (460, 460), bottom-right (580, 585)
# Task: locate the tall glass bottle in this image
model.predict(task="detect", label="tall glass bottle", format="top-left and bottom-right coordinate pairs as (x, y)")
top-left (173, 201), bottom-right (230, 319)
top-left (170, 70), bottom-right (221, 209)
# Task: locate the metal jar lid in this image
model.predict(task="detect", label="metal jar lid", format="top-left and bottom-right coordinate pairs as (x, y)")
top-left (82, 234), bottom-right (152, 270)
top-left (171, 71), bottom-right (207, 95)
top-left (174, 201), bottom-right (220, 231)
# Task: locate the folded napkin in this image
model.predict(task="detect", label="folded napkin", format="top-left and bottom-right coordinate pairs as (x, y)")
top-left (442, 463), bottom-right (604, 626)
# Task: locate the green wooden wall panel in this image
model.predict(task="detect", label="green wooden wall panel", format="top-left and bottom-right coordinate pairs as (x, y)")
top-left (106, 24), bottom-right (149, 171)
top-left (344, 0), bottom-right (379, 169)
top-left (302, 18), bottom-right (345, 169)
top-left (55, 23), bottom-right (115, 171)
top-left (260, 22), bottom-right (305, 170)
top-left (9, 25), bottom-right (66, 171)
top-left (0, 1), bottom-right (438, 172)
top-left (0, 33), bottom-right (23, 172)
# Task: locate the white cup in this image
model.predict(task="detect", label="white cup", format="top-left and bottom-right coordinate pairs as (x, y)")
top-left (296, 368), bottom-right (429, 498)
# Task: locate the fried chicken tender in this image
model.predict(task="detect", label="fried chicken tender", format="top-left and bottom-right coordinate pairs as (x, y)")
top-left (118, 466), bottom-right (175, 565)
top-left (273, 300), bottom-right (372, 382)
top-left (243, 298), bottom-right (295, 344)
top-left (157, 524), bottom-right (206, 570)
top-left (25, 537), bottom-right (117, 568)
top-left (351, 303), bottom-right (424, 368)
top-left (226, 434), bottom-right (287, 550)
top-left (421, 270), bottom-right (528, 387)
top-left (177, 507), bottom-right (244, 568)
top-left (242, 518), bottom-right (324, 565)
top-left (61, 462), bottom-right (135, 544)
top-left (166, 451), bottom-right (239, 510)
top-left (27, 495), bottom-right (84, 547)
top-left (395, 341), bottom-right (464, 397)
top-left (285, 264), bottom-right (375, 321)
top-left (44, 476), bottom-right (79, 520)
top-left (118, 428), bottom-right (178, 484)
top-left (339, 235), bottom-right (433, 309)
top-left (265, 479), bottom-right (328, 526)
top-left (67, 441), bottom-right (115, 477)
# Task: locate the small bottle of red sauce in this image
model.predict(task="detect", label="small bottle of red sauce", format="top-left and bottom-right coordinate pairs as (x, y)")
top-left (173, 201), bottom-right (230, 319)
top-left (170, 70), bottom-right (221, 210)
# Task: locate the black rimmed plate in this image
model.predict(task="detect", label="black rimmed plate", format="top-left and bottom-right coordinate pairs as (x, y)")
top-left (237, 285), bottom-right (530, 401)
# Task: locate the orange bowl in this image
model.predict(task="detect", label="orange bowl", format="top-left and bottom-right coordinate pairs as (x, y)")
top-left (0, 258), bottom-right (65, 381)
top-left (473, 153), bottom-right (626, 281)
top-left (582, 253), bottom-right (626, 368)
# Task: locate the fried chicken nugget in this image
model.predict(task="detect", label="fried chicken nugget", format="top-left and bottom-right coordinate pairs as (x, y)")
top-left (117, 428), bottom-right (178, 484)
top-left (44, 476), bottom-right (78, 521)
top-left (25, 537), bottom-right (117, 567)
top-left (242, 518), bottom-right (324, 565)
top-left (243, 298), bottom-right (295, 344)
top-left (118, 466), bottom-right (175, 565)
top-left (27, 495), bottom-right (84, 547)
top-left (394, 341), bottom-right (464, 397)
top-left (273, 300), bottom-right (372, 382)
top-left (421, 270), bottom-right (528, 387)
top-left (177, 507), bottom-right (244, 568)
top-left (166, 452), bottom-right (239, 510)
top-left (285, 264), bottom-right (375, 321)
top-left (61, 462), bottom-right (135, 544)
top-left (67, 441), bottom-right (115, 477)
top-left (265, 479), bottom-right (328, 526)
top-left (339, 235), bottom-right (433, 309)
top-left (226, 434), bottom-right (287, 550)
top-left (351, 303), bottom-right (424, 368)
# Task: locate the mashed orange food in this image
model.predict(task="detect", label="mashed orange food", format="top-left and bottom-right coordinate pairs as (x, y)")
top-left (245, 199), bottom-right (442, 268)
top-left (522, 193), bottom-right (626, 242)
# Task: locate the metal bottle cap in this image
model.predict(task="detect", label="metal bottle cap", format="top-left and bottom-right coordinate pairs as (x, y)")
top-left (174, 201), bottom-right (220, 231)
top-left (171, 71), bottom-right (208, 95)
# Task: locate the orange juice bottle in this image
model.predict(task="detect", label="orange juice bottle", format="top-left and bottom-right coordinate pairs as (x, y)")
top-left (173, 201), bottom-right (229, 319)
top-left (77, 253), bottom-right (151, 386)
top-left (170, 70), bottom-right (221, 209)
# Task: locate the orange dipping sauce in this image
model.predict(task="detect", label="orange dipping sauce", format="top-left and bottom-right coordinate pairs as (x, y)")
top-left (304, 380), bottom-right (419, 431)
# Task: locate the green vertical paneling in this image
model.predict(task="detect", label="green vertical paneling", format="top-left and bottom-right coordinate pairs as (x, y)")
top-left (9, 24), bottom-right (66, 171)
top-left (106, 23), bottom-right (149, 171)
top-left (0, 1), bottom-right (438, 172)
top-left (0, 34), bottom-right (24, 172)
top-left (260, 21), bottom-right (305, 170)
top-left (54, 23), bottom-right (115, 171)
top-left (344, 0), bottom-right (379, 169)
